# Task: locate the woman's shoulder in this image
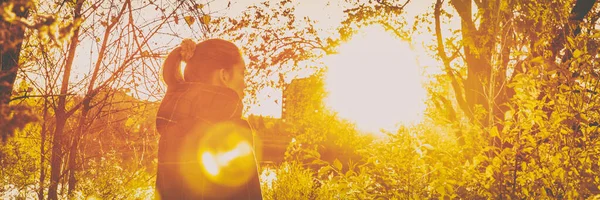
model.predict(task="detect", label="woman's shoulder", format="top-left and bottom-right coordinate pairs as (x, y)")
top-left (165, 82), bottom-right (243, 119)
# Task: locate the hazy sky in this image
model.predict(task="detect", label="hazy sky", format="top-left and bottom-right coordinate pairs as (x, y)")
top-left (65, 0), bottom-right (447, 119)
top-left (225, 0), bottom-right (444, 118)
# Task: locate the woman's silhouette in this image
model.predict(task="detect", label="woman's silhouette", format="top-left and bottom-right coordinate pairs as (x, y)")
top-left (155, 38), bottom-right (262, 199)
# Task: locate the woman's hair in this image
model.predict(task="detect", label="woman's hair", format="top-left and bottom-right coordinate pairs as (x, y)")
top-left (162, 38), bottom-right (243, 87)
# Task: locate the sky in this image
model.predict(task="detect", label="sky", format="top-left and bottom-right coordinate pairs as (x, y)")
top-left (61, 0), bottom-right (453, 131)
top-left (218, 0), bottom-right (444, 118)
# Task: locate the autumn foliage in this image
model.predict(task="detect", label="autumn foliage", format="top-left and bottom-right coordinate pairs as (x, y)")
top-left (2, 0), bottom-right (600, 199)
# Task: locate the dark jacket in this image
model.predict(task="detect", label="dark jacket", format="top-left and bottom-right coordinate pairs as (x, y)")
top-left (155, 83), bottom-right (262, 200)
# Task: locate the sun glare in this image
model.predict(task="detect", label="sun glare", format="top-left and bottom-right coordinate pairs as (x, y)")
top-left (324, 25), bottom-right (427, 135)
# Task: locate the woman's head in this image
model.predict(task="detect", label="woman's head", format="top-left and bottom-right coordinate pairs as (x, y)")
top-left (162, 38), bottom-right (246, 99)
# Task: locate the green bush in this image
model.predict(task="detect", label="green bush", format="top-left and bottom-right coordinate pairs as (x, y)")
top-left (260, 162), bottom-right (315, 200)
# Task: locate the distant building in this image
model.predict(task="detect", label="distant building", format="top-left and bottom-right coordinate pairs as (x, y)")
top-left (281, 75), bottom-right (325, 122)
top-left (251, 74), bottom-right (327, 165)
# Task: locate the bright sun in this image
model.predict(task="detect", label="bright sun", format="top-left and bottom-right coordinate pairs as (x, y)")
top-left (324, 25), bottom-right (427, 135)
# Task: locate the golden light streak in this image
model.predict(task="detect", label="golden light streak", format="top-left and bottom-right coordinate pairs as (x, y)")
top-left (200, 141), bottom-right (253, 176)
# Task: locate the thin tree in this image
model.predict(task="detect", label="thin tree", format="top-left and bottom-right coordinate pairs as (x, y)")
top-left (48, 0), bottom-right (85, 198)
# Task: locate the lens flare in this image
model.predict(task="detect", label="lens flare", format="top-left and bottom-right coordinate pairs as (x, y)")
top-left (176, 121), bottom-right (259, 196)
top-left (217, 141), bottom-right (252, 164)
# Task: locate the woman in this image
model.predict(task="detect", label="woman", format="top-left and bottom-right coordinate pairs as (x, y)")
top-left (155, 38), bottom-right (262, 199)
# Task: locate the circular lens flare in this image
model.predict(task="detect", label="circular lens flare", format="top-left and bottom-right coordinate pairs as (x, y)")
top-left (179, 121), bottom-right (257, 192)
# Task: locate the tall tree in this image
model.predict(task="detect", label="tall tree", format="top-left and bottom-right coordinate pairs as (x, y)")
top-left (1, 0), bottom-right (75, 142)
top-left (441, 0), bottom-right (598, 127)
top-left (0, 0), bottom-right (30, 105)
top-left (341, 0), bottom-right (598, 139)
top-left (0, 0), bottom-right (33, 142)
top-left (46, 0), bottom-right (191, 197)
top-left (48, 0), bottom-right (85, 198)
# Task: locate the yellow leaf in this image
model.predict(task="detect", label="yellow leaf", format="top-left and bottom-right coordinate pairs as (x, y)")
top-left (552, 168), bottom-right (565, 181)
top-left (110, 17), bottom-right (118, 24)
top-left (125, 118), bottom-right (135, 127)
top-left (333, 159), bottom-right (342, 171)
top-left (504, 110), bottom-right (514, 121)
top-left (492, 156), bottom-right (502, 167)
top-left (567, 37), bottom-right (575, 47)
top-left (485, 166), bottom-right (494, 178)
top-left (201, 15), bottom-right (211, 24)
top-left (422, 144), bottom-right (434, 150)
top-left (490, 126), bottom-right (499, 137)
top-left (573, 49), bottom-right (582, 58)
top-left (196, 4), bottom-right (204, 9)
top-left (184, 16), bottom-right (195, 26)
top-left (436, 185), bottom-right (446, 196)
top-left (141, 50), bottom-right (149, 57)
top-left (531, 56), bottom-right (544, 64)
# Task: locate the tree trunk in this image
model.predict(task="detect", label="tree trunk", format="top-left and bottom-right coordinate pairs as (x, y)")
top-left (48, 0), bottom-right (84, 199)
top-left (48, 113), bottom-right (67, 200)
top-left (449, 0), bottom-right (494, 127)
top-left (67, 101), bottom-right (89, 196)
top-left (66, 1), bottom-right (116, 192)
top-left (38, 97), bottom-right (49, 200)
top-left (0, 1), bottom-right (30, 141)
top-left (0, 1), bottom-right (29, 105)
